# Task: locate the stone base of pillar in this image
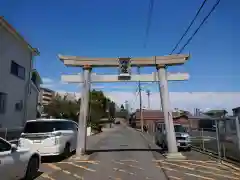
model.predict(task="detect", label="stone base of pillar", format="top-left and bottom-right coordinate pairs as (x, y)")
top-left (165, 152), bottom-right (186, 160)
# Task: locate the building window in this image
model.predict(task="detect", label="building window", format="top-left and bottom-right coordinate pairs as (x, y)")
top-left (10, 61), bottom-right (25, 80)
top-left (0, 92), bottom-right (7, 114)
top-left (15, 100), bottom-right (23, 111)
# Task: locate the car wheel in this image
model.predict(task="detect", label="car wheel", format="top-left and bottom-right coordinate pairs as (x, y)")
top-left (187, 146), bottom-right (191, 151)
top-left (63, 143), bottom-right (71, 158)
top-left (25, 156), bottom-right (39, 180)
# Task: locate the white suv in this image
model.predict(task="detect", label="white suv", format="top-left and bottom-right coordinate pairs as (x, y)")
top-left (18, 119), bottom-right (78, 157)
top-left (0, 137), bottom-right (40, 180)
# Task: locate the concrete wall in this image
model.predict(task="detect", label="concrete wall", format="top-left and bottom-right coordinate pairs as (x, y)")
top-left (0, 26), bottom-right (32, 128)
top-left (27, 83), bottom-right (39, 120)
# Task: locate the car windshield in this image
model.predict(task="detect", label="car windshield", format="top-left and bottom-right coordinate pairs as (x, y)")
top-left (23, 121), bottom-right (68, 133)
top-left (174, 125), bottom-right (186, 132)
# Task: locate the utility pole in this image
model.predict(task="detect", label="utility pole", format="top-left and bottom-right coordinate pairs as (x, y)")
top-left (138, 67), bottom-right (144, 132)
top-left (146, 90), bottom-right (150, 109)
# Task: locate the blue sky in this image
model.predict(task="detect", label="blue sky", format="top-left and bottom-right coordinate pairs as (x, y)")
top-left (1, 0), bottom-right (239, 93)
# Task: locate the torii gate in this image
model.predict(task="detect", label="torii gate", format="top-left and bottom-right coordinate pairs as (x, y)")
top-left (59, 54), bottom-right (190, 159)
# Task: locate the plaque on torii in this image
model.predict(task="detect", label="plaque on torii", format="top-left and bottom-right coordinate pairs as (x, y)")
top-left (118, 57), bottom-right (131, 80)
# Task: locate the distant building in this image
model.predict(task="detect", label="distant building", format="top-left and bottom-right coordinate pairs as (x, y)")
top-left (0, 16), bottom-right (40, 128)
top-left (38, 87), bottom-right (55, 106)
top-left (130, 109), bottom-right (215, 131)
top-left (61, 92), bottom-right (77, 102)
top-left (232, 107), bottom-right (240, 116)
top-left (204, 109), bottom-right (228, 118)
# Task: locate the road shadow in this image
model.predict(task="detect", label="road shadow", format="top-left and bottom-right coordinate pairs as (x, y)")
top-left (41, 151), bottom-right (76, 163)
top-left (20, 171), bottom-right (43, 180)
top-left (86, 148), bottom-right (163, 155)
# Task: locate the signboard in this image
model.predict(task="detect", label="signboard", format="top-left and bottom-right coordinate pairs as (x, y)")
top-left (118, 58), bottom-right (131, 78)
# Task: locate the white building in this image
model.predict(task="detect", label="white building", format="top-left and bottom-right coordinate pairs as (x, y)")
top-left (38, 87), bottom-right (55, 106)
top-left (0, 16), bottom-right (41, 128)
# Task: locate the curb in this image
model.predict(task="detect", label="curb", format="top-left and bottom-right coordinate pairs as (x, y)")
top-left (137, 130), bottom-right (169, 180)
top-left (68, 132), bottom-right (106, 161)
top-left (192, 146), bottom-right (240, 170)
top-left (69, 128), bottom-right (115, 161)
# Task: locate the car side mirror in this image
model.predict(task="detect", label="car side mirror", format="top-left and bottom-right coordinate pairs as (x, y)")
top-left (11, 144), bottom-right (18, 152)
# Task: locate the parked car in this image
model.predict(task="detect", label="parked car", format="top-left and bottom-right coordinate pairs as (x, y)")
top-left (18, 119), bottom-right (78, 157)
top-left (155, 123), bottom-right (191, 151)
top-left (0, 137), bottom-right (40, 179)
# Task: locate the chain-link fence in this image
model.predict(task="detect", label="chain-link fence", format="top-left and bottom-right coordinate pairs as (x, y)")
top-left (190, 116), bottom-right (240, 162)
top-left (0, 127), bottom-right (23, 143)
top-left (140, 116), bottom-right (240, 162)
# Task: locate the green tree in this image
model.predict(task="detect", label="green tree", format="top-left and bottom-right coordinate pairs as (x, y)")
top-left (44, 90), bottom-right (116, 130)
top-left (44, 94), bottom-right (80, 121)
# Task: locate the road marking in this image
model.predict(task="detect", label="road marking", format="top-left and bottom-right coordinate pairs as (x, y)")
top-left (153, 160), bottom-right (216, 163)
top-left (221, 162), bottom-right (240, 171)
top-left (156, 166), bottom-right (178, 172)
top-left (113, 168), bottom-right (136, 175)
top-left (181, 161), bottom-right (227, 172)
top-left (159, 162), bottom-right (238, 179)
top-left (112, 161), bottom-right (125, 165)
top-left (160, 161), bottom-right (194, 170)
top-left (119, 159), bottom-right (139, 163)
top-left (108, 176), bottom-right (122, 180)
top-left (185, 173), bottom-right (214, 180)
top-left (213, 164), bottom-right (240, 176)
top-left (62, 170), bottom-right (71, 174)
top-left (67, 162), bottom-right (96, 172)
top-left (68, 160), bottom-right (100, 164)
top-left (128, 164), bottom-right (144, 170)
top-left (197, 169), bottom-right (239, 180)
top-left (168, 176), bottom-right (182, 180)
top-left (73, 174), bottom-right (84, 179)
top-left (41, 173), bottom-right (56, 180)
top-left (112, 160), bottom-right (143, 170)
top-left (47, 164), bottom-right (62, 170)
top-left (59, 160), bottom-right (99, 165)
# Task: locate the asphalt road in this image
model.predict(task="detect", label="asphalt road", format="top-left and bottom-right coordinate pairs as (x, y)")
top-left (36, 124), bottom-right (240, 180)
top-left (36, 124), bottom-right (167, 180)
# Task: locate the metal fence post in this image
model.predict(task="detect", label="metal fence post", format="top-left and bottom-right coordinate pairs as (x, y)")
top-left (4, 128), bottom-right (7, 140)
top-left (235, 116), bottom-right (240, 152)
top-left (201, 128), bottom-right (205, 151)
top-left (215, 119), bottom-right (221, 162)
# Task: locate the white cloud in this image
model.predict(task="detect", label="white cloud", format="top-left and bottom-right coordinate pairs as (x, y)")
top-left (104, 92), bottom-right (239, 114)
top-left (55, 90), bottom-right (240, 114)
top-left (42, 77), bottom-right (54, 84)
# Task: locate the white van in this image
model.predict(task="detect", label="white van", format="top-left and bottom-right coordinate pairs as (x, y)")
top-left (18, 119), bottom-right (78, 157)
top-left (155, 123), bottom-right (191, 151)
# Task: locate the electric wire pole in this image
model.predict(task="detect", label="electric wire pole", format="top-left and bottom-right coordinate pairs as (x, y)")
top-left (146, 90), bottom-right (150, 109)
top-left (137, 67), bottom-right (143, 132)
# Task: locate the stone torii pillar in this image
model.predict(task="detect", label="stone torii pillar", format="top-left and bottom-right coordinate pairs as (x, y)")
top-left (157, 65), bottom-right (183, 158)
top-left (76, 65), bottom-right (92, 156)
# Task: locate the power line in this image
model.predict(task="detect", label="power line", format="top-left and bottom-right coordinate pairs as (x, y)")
top-left (143, 0), bottom-right (155, 48)
top-left (177, 0), bottom-right (221, 54)
top-left (170, 0), bottom-right (208, 54)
